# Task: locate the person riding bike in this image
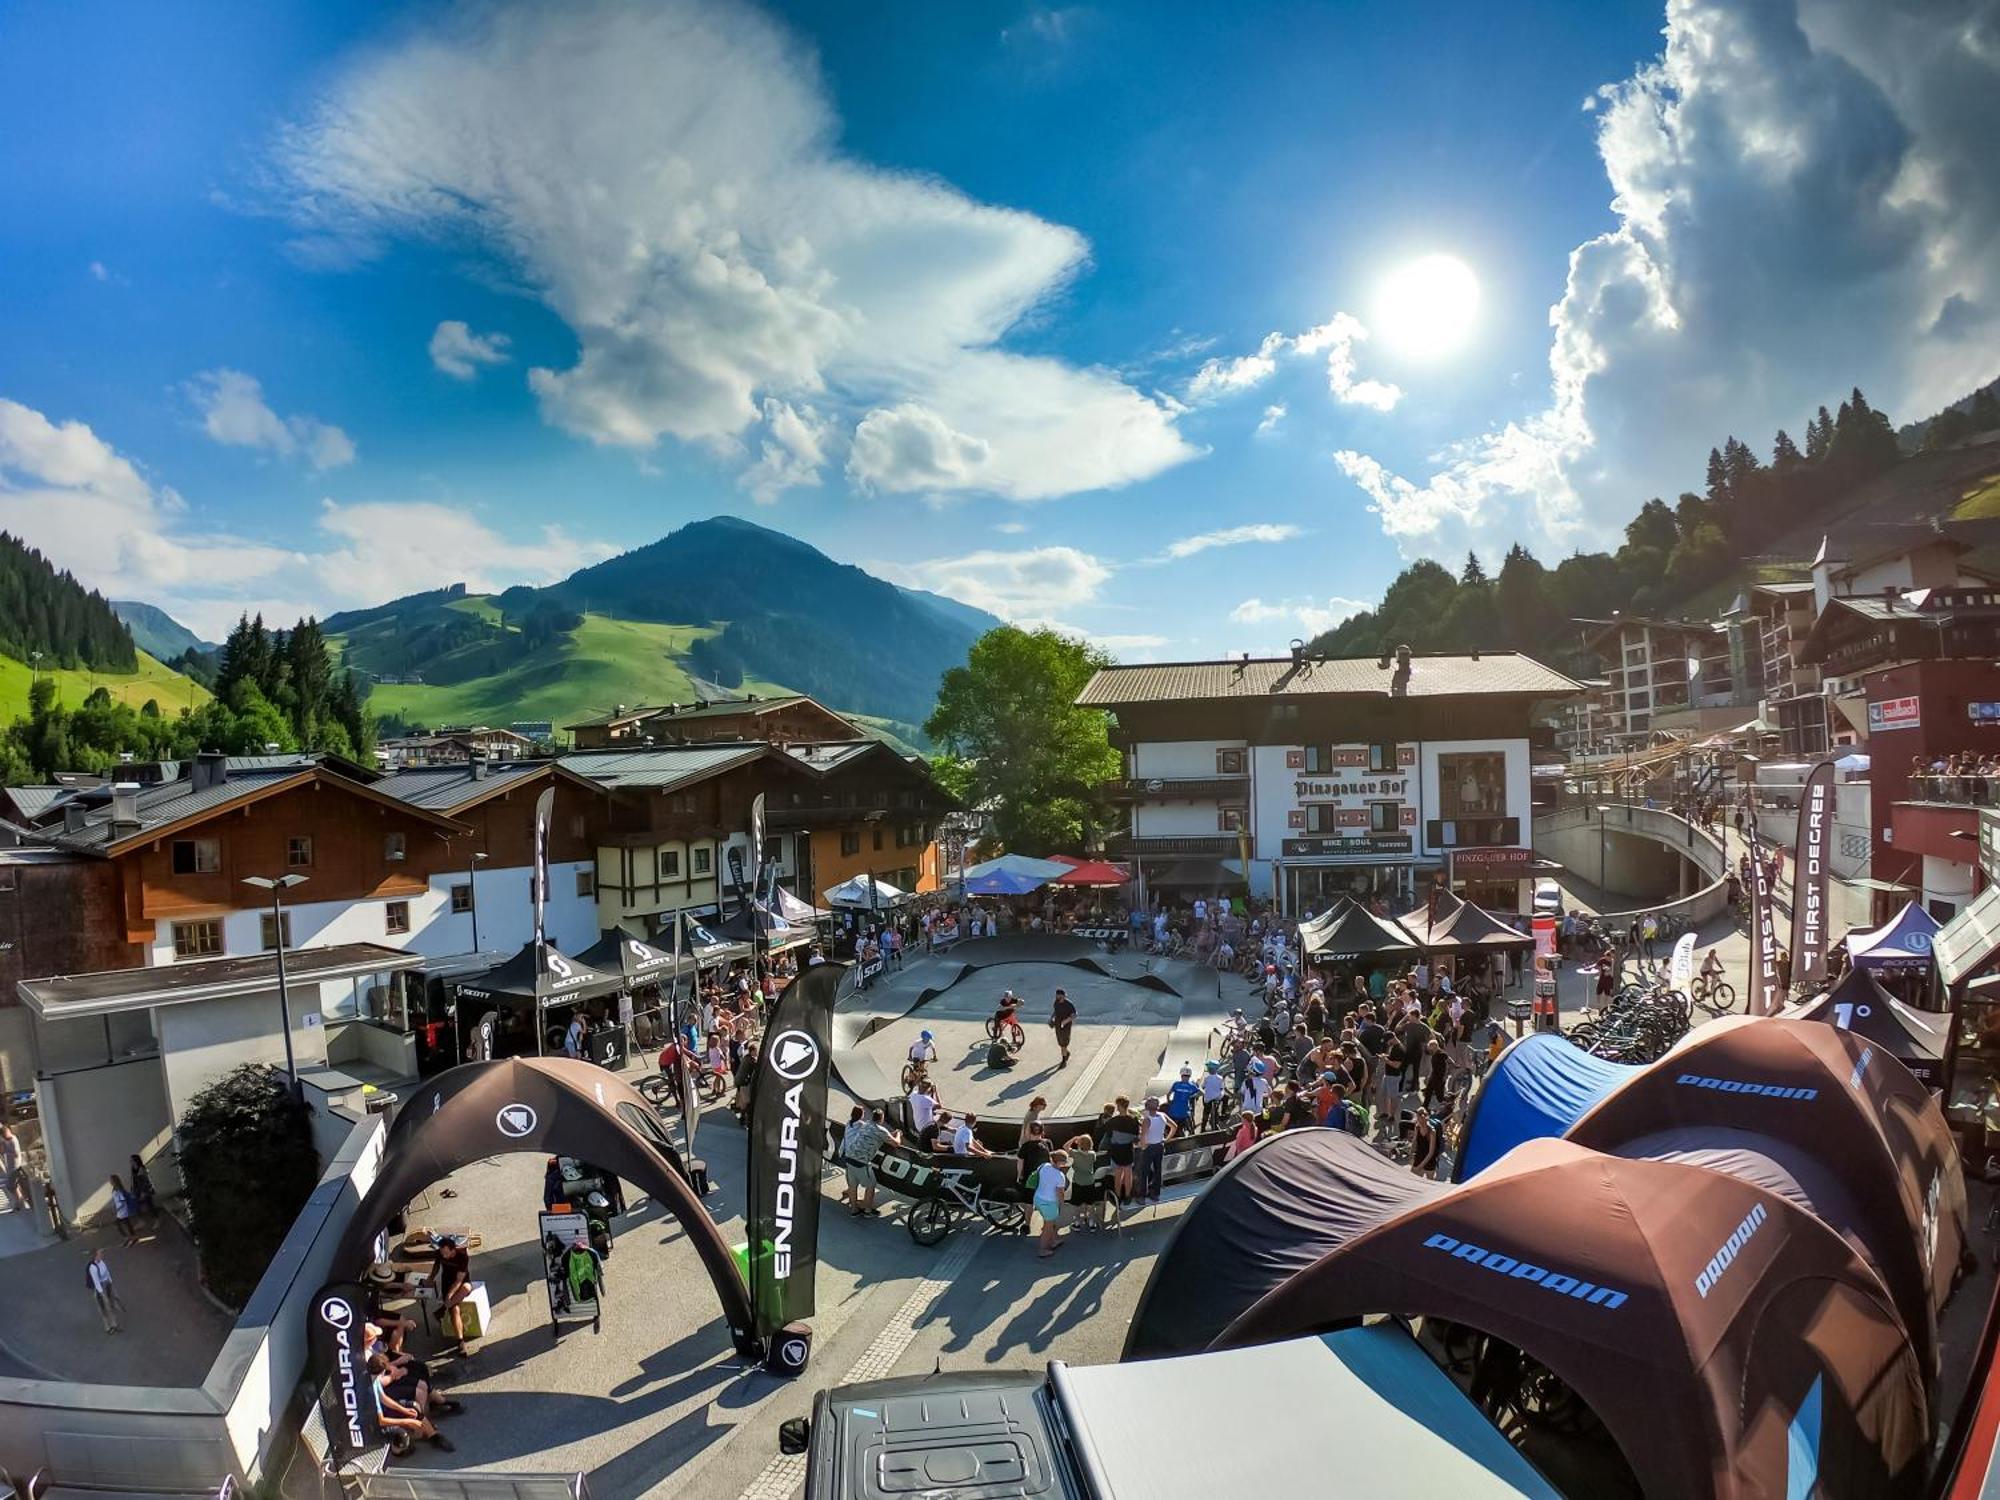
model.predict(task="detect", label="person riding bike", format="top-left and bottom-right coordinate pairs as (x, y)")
top-left (991, 991), bottom-right (1023, 1037)
top-left (907, 1029), bottom-right (938, 1067)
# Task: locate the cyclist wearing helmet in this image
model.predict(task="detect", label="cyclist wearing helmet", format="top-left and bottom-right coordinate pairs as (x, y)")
top-left (992, 990), bottom-right (1022, 1035)
top-left (907, 1029), bottom-right (938, 1066)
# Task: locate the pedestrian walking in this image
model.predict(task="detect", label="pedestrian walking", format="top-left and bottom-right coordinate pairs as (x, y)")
top-left (1049, 987), bottom-right (1076, 1068)
top-left (127, 1154), bottom-right (157, 1227)
top-left (109, 1175), bottom-right (140, 1245)
top-left (0, 1123), bottom-right (26, 1212)
top-left (86, 1248), bottom-right (124, 1333)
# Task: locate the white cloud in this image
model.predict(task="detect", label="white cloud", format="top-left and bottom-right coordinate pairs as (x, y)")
top-left (1158, 522), bottom-right (1301, 560)
top-left (1186, 313), bottom-right (1400, 412)
top-left (872, 546), bottom-right (1109, 620)
top-left (1230, 594), bottom-right (1370, 637)
top-left (847, 404), bottom-right (991, 493)
top-left (1333, 0), bottom-right (2000, 548)
top-left (993, 520), bottom-right (1029, 535)
top-left (1091, 633), bottom-right (1169, 651)
top-left (0, 395), bottom-right (608, 642)
top-left (267, 0), bottom-right (1193, 502)
top-left (88, 261), bottom-right (110, 283)
top-left (187, 369), bottom-right (356, 472)
top-left (428, 320), bottom-right (512, 379)
top-left (1256, 403), bottom-right (1286, 435)
top-left (739, 398), bottom-right (833, 504)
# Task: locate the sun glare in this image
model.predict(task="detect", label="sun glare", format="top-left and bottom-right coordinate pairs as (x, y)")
top-left (1373, 252), bottom-right (1481, 359)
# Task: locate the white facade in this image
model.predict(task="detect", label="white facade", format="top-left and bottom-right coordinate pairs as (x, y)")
top-left (146, 860), bottom-right (601, 968)
top-left (1131, 739), bottom-right (1247, 779)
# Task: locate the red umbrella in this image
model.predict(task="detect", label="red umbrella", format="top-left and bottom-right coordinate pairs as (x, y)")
top-left (1054, 858), bottom-right (1130, 887)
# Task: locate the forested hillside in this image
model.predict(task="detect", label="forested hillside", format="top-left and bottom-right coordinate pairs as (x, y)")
top-left (0, 531), bottom-right (137, 672)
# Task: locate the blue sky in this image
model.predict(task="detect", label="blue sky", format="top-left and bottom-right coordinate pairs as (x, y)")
top-left (1, 0), bottom-right (1994, 651)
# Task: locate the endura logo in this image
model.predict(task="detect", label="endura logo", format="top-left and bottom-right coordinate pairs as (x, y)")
top-left (1421, 1233), bottom-right (1628, 1310)
top-left (1696, 1202), bottom-right (1768, 1298)
top-left (1675, 1073), bottom-right (1818, 1101)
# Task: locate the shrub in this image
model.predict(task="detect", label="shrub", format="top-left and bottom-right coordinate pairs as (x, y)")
top-left (175, 1064), bottom-right (320, 1307)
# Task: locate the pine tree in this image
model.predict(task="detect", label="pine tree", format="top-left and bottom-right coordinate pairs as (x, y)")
top-left (1459, 552), bottom-right (1488, 587)
top-left (1771, 429), bottom-right (1802, 472)
top-left (1705, 446), bottom-right (1729, 506)
top-left (1806, 407), bottom-right (1834, 462)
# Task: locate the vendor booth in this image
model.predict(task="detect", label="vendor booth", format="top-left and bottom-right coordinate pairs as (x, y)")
top-left (1565, 1015), bottom-right (1968, 1387)
top-left (1782, 968), bottom-right (1947, 1091)
top-left (1215, 1139), bottom-right (1931, 1500)
top-left (713, 902), bottom-right (814, 952)
top-left (823, 874), bottom-right (910, 909)
top-left (1449, 1032), bottom-right (1634, 1181)
top-left (1401, 890), bottom-right (1534, 998)
top-left (1125, 1127), bottom-right (1441, 1362)
top-left (575, 929), bottom-right (681, 1051)
top-left (453, 941), bottom-right (628, 1062)
top-left (1298, 896), bottom-right (1421, 975)
top-left (1847, 901), bottom-right (1944, 1006)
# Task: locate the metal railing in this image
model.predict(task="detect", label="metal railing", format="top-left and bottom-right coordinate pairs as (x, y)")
top-left (1907, 774), bottom-right (2000, 807)
top-left (1531, 802), bottom-right (1732, 927)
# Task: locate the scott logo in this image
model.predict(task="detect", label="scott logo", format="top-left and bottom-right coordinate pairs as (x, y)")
top-left (1421, 1233), bottom-right (1628, 1310)
top-left (769, 1030), bottom-right (820, 1082)
top-left (497, 1104), bottom-right (538, 1138)
top-left (1675, 1073), bottom-right (1817, 1101)
top-left (319, 1297), bottom-right (354, 1330)
top-left (1695, 1202), bottom-right (1768, 1298)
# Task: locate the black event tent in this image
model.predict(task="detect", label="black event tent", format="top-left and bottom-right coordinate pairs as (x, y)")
top-left (713, 902), bottom-right (813, 952)
top-left (1123, 1127), bottom-right (1442, 1361)
top-left (1299, 896), bottom-right (1422, 962)
top-left (574, 929), bottom-right (681, 984)
top-left (454, 941), bottom-right (626, 1008)
top-left (1781, 967), bottom-right (1947, 1091)
top-left (1399, 890), bottom-right (1535, 953)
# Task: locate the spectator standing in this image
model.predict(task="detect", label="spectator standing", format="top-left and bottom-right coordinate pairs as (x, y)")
top-left (0, 1123), bottom-right (26, 1212)
top-left (1198, 1061), bottom-right (1228, 1130)
top-left (842, 1107), bottom-right (896, 1217)
top-left (108, 1175), bottom-right (139, 1246)
top-left (1136, 1097), bottom-right (1173, 1204)
top-left (1033, 1150), bottom-right (1070, 1258)
top-left (86, 1248), bottom-right (124, 1334)
top-left (1104, 1097), bottom-right (1140, 1203)
top-left (1164, 1067), bottom-right (1200, 1132)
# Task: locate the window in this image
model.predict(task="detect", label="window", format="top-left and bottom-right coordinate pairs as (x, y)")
top-left (1303, 744), bottom-right (1335, 774)
top-left (760, 836), bottom-right (783, 864)
top-left (841, 831), bottom-right (861, 857)
top-left (1369, 801), bottom-right (1400, 833)
top-left (287, 836), bottom-right (313, 869)
top-left (660, 848), bottom-right (682, 878)
top-left (576, 869), bottom-right (594, 897)
top-left (872, 827), bottom-right (884, 851)
top-left (260, 911), bottom-right (293, 951)
top-left (450, 884), bottom-right (473, 915)
top-left (1216, 748), bottom-right (1247, 776)
top-left (385, 900), bottom-right (410, 935)
top-left (173, 920), bottom-right (222, 960)
top-left (1304, 804), bottom-right (1340, 835)
top-left (1439, 752), bottom-right (1508, 819)
top-left (171, 839), bottom-right (220, 875)
top-left (1367, 743), bottom-right (1397, 773)
top-left (384, 832), bottom-right (407, 863)
top-left (1217, 807), bottom-right (1244, 832)
top-left (692, 846), bottom-right (712, 875)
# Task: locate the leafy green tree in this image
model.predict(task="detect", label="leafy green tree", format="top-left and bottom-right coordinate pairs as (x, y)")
top-left (925, 627), bottom-right (1118, 854)
top-left (175, 1064), bottom-right (319, 1308)
top-left (1494, 544), bottom-right (1555, 650)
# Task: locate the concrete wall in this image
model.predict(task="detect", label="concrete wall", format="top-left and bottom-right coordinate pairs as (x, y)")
top-left (0, 1112), bottom-right (385, 1492)
top-left (1532, 804), bottom-right (1730, 926)
top-left (37, 1054), bottom-right (173, 1226)
top-left (156, 988), bottom-right (331, 1126)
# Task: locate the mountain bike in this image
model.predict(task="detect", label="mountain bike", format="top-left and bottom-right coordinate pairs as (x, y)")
top-left (1689, 972), bottom-right (1736, 1017)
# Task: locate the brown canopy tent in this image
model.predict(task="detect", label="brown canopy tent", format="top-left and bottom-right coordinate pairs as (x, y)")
top-left (1400, 890), bottom-right (1535, 953)
top-left (1566, 1015), bottom-right (1968, 1387)
top-left (1299, 896), bottom-right (1422, 962)
top-left (1781, 968), bottom-right (1948, 1091)
top-left (1219, 1139), bottom-right (1930, 1500)
top-left (330, 1056), bottom-right (759, 1356)
top-left (1123, 1126), bottom-right (1443, 1361)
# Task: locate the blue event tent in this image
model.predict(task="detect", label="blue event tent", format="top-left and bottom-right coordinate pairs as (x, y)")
top-left (1448, 1031), bottom-right (1635, 1182)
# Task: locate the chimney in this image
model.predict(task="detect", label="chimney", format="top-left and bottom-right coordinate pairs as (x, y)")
top-left (110, 783), bottom-right (141, 833)
top-left (62, 804), bottom-right (86, 835)
top-left (615, 704), bottom-right (627, 717)
top-left (470, 754), bottom-right (489, 781)
top-left (1290, 639), bottom-right (1306, 666)
top-left (191, 750), bottom-right (229, 792)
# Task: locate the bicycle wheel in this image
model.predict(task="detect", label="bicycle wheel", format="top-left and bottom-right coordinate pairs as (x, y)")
top-left (900, 1061), bottom-right (921, 1091)
top-left (984, 1017), bottom-right (1001, 1040)
top-left (1700, 982), bottom-right (1735, 1015)
top-left (907, 1199), bottom-right (954, 1247)
top-left (1006, 1022), bottom-right (1026, 1049)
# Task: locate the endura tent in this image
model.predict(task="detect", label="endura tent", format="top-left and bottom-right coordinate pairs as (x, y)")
top-left (1449, 1031), bottom-right (1634, 1182)
top-left (1220, 1139), bottom-right (1931, 1500)
top-left (1061, 1325), bottom-right (1561, 1498)
top-left (1123, 1126), bottom-right (1443, 1361)
top-left (1565, 1015), bottom-right (1968, 1386)
top-left (1783, 967), bottom-right (1948, 1090)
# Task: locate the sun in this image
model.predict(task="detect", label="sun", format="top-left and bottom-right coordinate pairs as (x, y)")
top-left (1372, 253), bottom-right (1481, 359)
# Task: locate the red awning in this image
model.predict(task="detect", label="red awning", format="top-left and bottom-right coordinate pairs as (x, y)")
top-left (1054, 858), bottom-right (1131, 886)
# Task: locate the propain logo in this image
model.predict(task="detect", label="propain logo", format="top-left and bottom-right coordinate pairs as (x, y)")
top-left (1695, 1202), bottom-right (1768, 1299)
top-left (1421, 1233), bottom-right (1629, 1310)
top-left (1675, 1072), bottom-right (1818, 1102)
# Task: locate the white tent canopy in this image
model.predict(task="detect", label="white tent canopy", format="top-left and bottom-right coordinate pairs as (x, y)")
top-left (823, 874), bottom-right (910, 908)
top-left (962, 852), bottom-right (1073, 883)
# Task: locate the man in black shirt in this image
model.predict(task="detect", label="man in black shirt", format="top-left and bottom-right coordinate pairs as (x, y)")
top-left (1280, 1082), bottom-right (1315, 1132)
top-left (1049, 988), bottom-right (1077, 1068)
top-left (1016, 1122), bottom-right (1052, 1182)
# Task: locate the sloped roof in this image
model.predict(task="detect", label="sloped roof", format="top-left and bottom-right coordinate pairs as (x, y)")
top-left (1076, 652), bottom-right (1579, 708)
top-left (371, 758), bottom-right (594, 813)
top-left (558, 743), bottom-right (773, 790)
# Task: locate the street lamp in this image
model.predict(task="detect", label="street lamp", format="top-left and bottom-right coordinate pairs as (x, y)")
top-left (1595, 804), bottom-right (1613, 893)
top-left (243, 874), bottom-right (308, 1096)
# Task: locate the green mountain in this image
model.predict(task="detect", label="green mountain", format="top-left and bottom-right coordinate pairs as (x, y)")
top-left (112, 600), bottom-right (216, 661)
top-left (325, 516), bottom-right (1001, 741)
